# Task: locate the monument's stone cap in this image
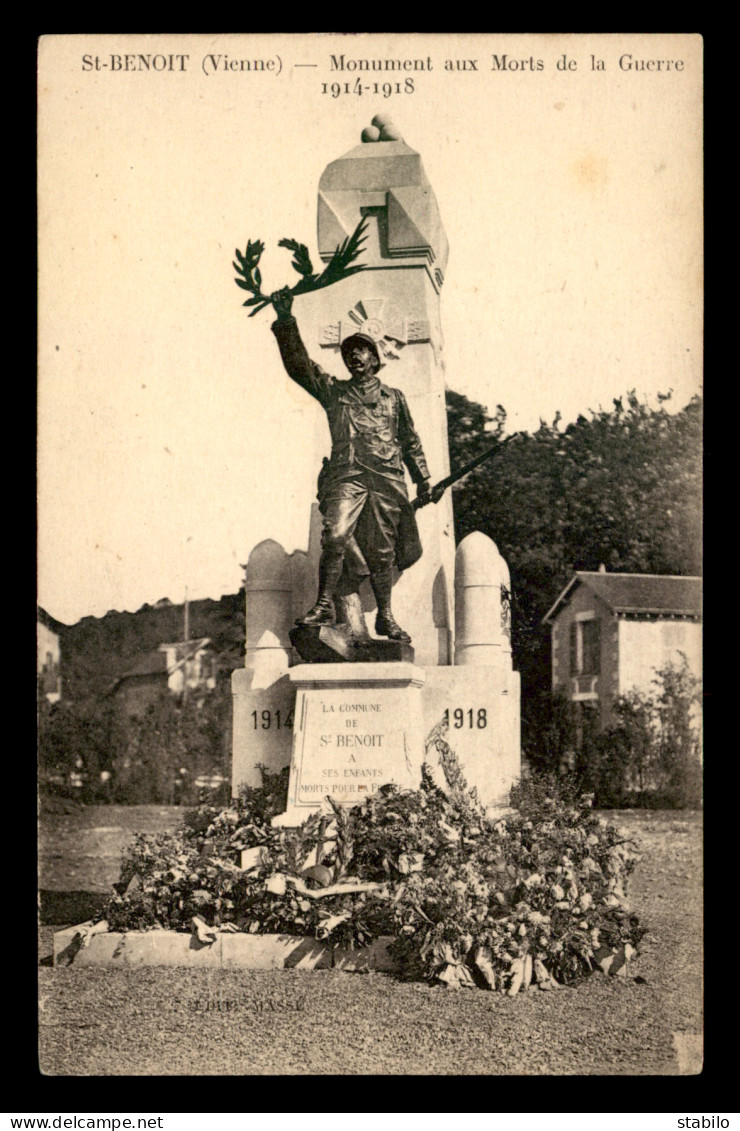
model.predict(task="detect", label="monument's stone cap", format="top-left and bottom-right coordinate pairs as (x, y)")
top-left (320, 141), bottom-right (426, 192)
top-left (454, 531), bottom-right (509, 589)
top-left (318, 140), bottom-right (448, 283)
top-left (245, 539), bottom-right (292, 592)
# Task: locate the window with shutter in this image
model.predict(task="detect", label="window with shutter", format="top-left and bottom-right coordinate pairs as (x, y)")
top-left (581, 619), bottom-right (601, 675)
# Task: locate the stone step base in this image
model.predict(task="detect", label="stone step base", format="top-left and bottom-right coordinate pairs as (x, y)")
top-left (53, 927), bottom-right (400, 973)
top-left (290, 623), bottom-right (413, 664)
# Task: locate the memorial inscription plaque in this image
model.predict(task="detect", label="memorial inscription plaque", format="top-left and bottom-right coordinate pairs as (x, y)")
top-left (274, 662), bottom-right (426, 825)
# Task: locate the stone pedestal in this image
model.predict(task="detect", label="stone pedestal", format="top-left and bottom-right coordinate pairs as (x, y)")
top-left (420, 666), bottom-right (521, 813)
top-left (273, 662), bottom-right (426, 826)
top-left (432, 532), bottom-right (519, 812)
top-left (231, 538), bottom-right (313, 793)
top-left (231, 668), bottom-right (295, 793)
top-left (289, 623), bottom-right (413, 665)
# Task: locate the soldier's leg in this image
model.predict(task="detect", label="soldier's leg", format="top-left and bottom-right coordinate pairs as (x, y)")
top-left (298, 482), bottom-right (368, 626)
top-left (359, 483), bottom-right (411, 643)
top-left (370, 567), bottom-right (410, 642)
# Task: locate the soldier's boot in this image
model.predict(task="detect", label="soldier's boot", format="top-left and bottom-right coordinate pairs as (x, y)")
top-left (297, 548), bottom-right (345, 626)
top-left (371, 567), bottom-right (411, 643)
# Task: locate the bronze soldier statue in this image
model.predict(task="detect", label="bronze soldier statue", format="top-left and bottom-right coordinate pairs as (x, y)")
top-left (270, 286), bottom-right (434, 644)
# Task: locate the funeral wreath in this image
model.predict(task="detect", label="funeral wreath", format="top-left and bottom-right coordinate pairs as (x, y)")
top-left (96, 738), bottom-right (646, 993)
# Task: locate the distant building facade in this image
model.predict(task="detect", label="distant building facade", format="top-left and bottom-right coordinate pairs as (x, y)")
top-left (109, 637), bottom-right (217, 716)
top-left (543, 571), bottom-right (702, 737)
top-left (37, 607), bottom-right (64, 703)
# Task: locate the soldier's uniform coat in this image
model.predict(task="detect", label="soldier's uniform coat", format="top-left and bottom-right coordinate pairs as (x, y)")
top-left (272, 317), bottom-right (430, 580)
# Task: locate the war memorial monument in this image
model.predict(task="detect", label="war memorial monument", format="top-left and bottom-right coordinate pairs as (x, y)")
top-left (231, 118), bottom-right (520, 825)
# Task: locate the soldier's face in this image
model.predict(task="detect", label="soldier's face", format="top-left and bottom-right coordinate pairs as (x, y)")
top-left (345, 343), bottom-right (377, 378)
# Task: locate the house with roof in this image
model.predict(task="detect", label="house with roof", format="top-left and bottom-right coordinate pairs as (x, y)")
top-left (37, 607), bottom-right (65, 703)
top-left (108, 637), bottom-right (217, 717)
top-left (542, 569), bottom-right (702, 736)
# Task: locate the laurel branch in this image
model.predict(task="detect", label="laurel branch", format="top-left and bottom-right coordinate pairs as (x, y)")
top-left (234, 217), bottom-right (368, 317)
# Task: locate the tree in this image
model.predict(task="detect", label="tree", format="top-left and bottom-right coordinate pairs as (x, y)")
top-left (109, 680), bottom-right (233, 805)
top-left (651, 656), bottom-right (702, 805)
top-left (444, 390), bottom-right (506, 467)
top-left (610, 691), bottom-right (656, 793)
top-left (446, 389), bottom-right (703, 721)
top-left (557, 658), bottom-right (702, 808)
top-left (38, 698), bottom-right (125, 802)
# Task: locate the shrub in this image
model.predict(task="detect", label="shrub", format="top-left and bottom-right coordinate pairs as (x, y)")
top-left (528, 658), bottom-right (702, 809)
top-left (652, 658), bottom-right (702, 807)
top-left (593, 657), bottom-right (702, 809)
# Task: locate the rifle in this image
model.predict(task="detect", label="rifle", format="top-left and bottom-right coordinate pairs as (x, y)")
top-left (412, 436), bottom-right (513, 511)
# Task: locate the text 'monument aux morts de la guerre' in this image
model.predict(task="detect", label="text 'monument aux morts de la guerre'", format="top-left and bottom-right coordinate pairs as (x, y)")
top-left (80, 49), bottom-right (688, 77)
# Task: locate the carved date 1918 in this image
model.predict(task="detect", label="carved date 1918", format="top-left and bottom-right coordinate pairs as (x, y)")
top-left (443, 708), bottom-right (488, 729)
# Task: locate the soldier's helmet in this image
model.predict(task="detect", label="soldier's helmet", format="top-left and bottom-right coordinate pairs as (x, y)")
top-left (340, 333), bottom-right (382, 371)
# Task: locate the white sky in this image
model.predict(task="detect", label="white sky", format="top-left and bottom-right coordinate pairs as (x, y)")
top-left (38, 33), bottom-right (703, 625)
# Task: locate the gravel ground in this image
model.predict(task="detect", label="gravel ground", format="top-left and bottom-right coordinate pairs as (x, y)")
top-left (37, 802), bottom-right (703, 1076)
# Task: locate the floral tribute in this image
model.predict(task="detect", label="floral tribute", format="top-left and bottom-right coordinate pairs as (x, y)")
top-left (102, 753), bottom-right (645, 993)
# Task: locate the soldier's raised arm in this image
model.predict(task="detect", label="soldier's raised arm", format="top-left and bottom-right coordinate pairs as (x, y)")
top-left (269, 288), bottom-right (334, 407)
